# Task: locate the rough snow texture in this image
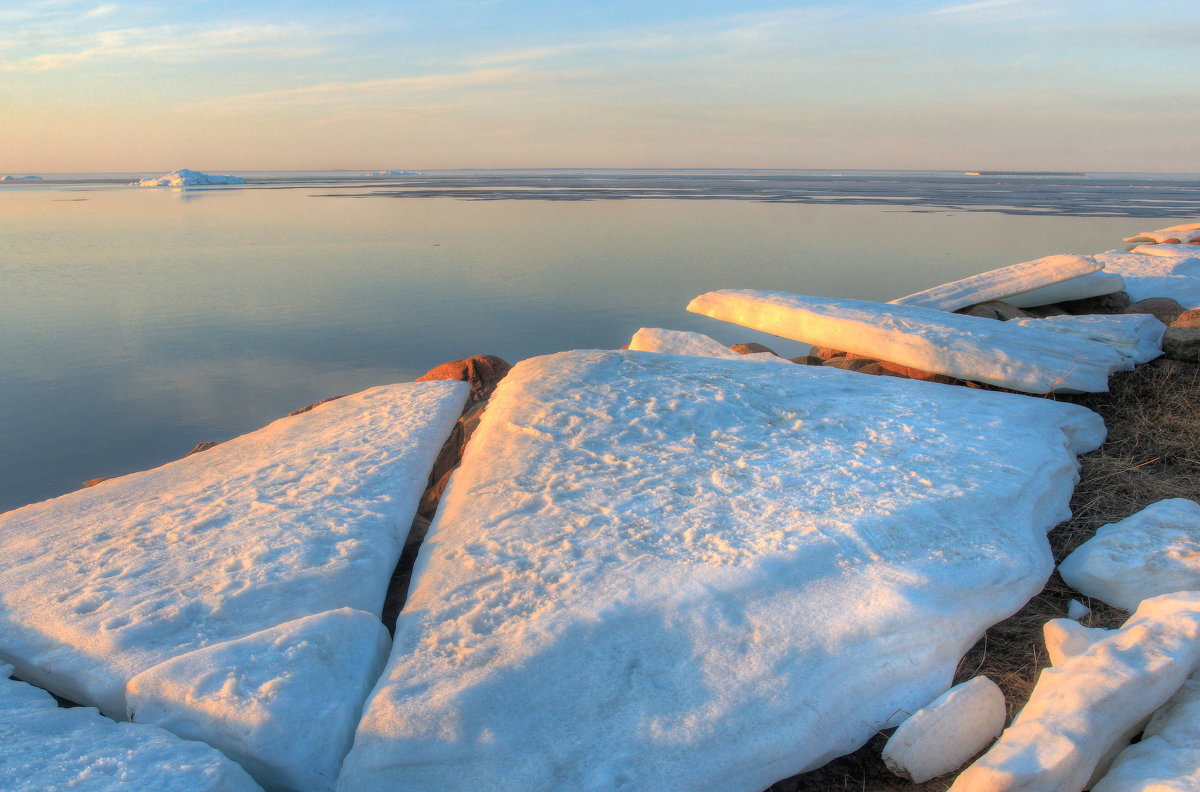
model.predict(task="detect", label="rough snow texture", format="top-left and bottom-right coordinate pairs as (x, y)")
top-left (1009, 314), bottom-right (1164, 365)
top-left (1124, 223), bottom-right (1200, 245)
top-left (1058, 499), bottom-right (1200, 611)
top-left (687, 289), bottom-right (1129, 393)
top-left (127, 608), bottom-right (391, 792)
top-left (339, 349), bottom-right (1104, 792)
top-left (1003, 271), bottom-right (1126, 308)
top-left (133, 169), bottom-right (247, 187)
top-left (891, 254), bottom-right (1101, 312)
top-left (1096, 249), bottom-right (1200, 309)
top-left (1043, 618), bottom-right (1110, 666)
top-left (0, 674), bottom-right (262, 792)
top-left (627, 327), bottom-right (786, 363)
top-left (0, 380), bottom-right (468, 718)
top-left (951, 592), bottom-right (1200, 792)
top-left (883, 677), bottom-right (1006, 783)
top-left (1093, 677), bottom-right (1200, 792)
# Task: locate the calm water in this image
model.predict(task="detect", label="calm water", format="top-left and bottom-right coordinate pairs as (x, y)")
top-left (2, 170), bottom-right (1198, 511)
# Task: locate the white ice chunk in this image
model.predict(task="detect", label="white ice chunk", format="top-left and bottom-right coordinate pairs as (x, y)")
top-left (1009, 314), bottom-right (1164, 365)
top-left (687, 289), bottom-right (1129, 394)
top-left (890, 254), bottom-right (1101, 312)
top-left (950, 592), bottom-right (1200, 792)
top-left (627, 327), bottom-right (786, 363)
top-left (1096, 250), bottom-right (1200, 309)
top-left (127, 608), bottom-right (390, 792)
top-left (1003, 271), bottom-right (1126, 308)
top-left (133, 169), bottom-right (247, 187)
top-left (339, 349), bottom-right (1104, 792)
top-left (0, 675), bottom-right (262, 791)
top-left (1058, 499), bottom-right (1200, 611)
top-left (0, 175), bottom-right (43, 182)
top-left (1067, 599), bottom-right (1091, 621)
top-left (1093, 677), bottom-right (1200, 792)
top-left (0, 380), bottom-right (468, 718)
top-left (1043, 618), bottom-right (1110, 666)
top-left (1124, 223), bottom-right (1200, 244)
top-left (883, 676), bottom-right (1006, 783)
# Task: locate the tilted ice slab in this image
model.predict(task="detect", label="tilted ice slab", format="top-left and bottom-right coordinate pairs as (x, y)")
top-left (1003, 271), bottom-right (1126, 308)
top-left (0, 669), bottom-right (262, 791)
top-left (891, 254), bottom-right (1101, 312)
top-left (1130, 243), bottom-right (1200, 258)
top-left (627, 327), bottom-right (786, 363)
top-left (338, 349), bottom-right (1104, 792)
top-left (128, 608), bottom-right (390, 792)
top-left (951, 592), bottom-right (1200, 792)
top-left (1043, 618), bottom-right (1110, 667)
top-left (1058, 499), bottom-right (1200, 612)
top-left (1093, 677), bottom-right (1200, 792)
top-left (1124, 223), bottom-right (1200, 245)
top-left (1010, 314), bottom-right (1164, 365)
top-left (1095, 250), bottom-right (1200, 309)
top-left (687, 290), bottom-right (1129, 393)
top-left (133, 169), bottom-right (247, 187)
top-left (0, 380), bottom-right (467, 718)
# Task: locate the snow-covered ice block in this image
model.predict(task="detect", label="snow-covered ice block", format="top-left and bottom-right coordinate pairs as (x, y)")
top-left (1067, 599), bottom-right (1091, 621)
top-left (687, 290), bottom-right (1129, 393)
top-left (1010, 314), bottom-right (1164, 365)
top-left (950, 592), bottom-right (1200, 792)
top-left (1096, 250), bottom-right (1200, 309)
top-left (627, 327), bottom-right (786, 363)
top-left (1092, 677), bottom-right (1200, 792)
top-left (1131, 243), bottom-right (1200, 258)
top-left (338, 349), bottom-right (1104, 792)
top-left (127, 608), bottom-right (390, 792)
top-left (1043, 618), bottom-right (1110, 666)
top-left (0, 380), bottom-right (468, 718)
top-left (1124, 223), bottom-right (1200, 245)
top-left (883, 676), bottom-right (1006, 783)
top-left (1003, 271), bottom-right (1126, 308)
top-left (890, 254), bottom-right (1101, 312)
top-left (0, 674), bottom-right (262, 791)
top-left (133, 169), bottom-right (247, 187)
top-left (1058, 499), bottom-right (1200, 612)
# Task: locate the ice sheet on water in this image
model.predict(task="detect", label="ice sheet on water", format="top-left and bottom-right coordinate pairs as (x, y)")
top-left (133, 169), bottom-right (247, 187)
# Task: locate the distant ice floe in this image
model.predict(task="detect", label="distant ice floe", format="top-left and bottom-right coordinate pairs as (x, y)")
top-left (368, 170), bottom-right (421, 176)
top-left (133, 169), bottom-right (247, 187)
top-left (0, 175), bottom-right (43, 182)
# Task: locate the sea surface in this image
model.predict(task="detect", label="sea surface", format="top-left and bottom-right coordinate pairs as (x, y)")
top-left (2, 169), bottom-right (1199, 512)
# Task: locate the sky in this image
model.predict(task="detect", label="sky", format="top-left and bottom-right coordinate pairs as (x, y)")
top-left (2, 0), bottom-right (1199, 173)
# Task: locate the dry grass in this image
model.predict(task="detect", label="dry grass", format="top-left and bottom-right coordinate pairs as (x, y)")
top-left (770, 357), bottom-right (1200, 792)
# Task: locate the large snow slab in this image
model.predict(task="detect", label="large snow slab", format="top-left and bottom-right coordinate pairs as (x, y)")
top-left (687, 290), bottom-right (1129, 393)
top-left (133, 169), bottom-right (247, 187)
top-left (1009, 314), bottom-right (1164, 365)
top-left (339, 349), bottom-right (1104, 792)
top-left (0, 380), bottom-right (468, 718)
top-left (128, 608), bottom-right (390, 792)
top-left (951, 592), bottom-right (1200, 792)
top-left (1124, 223), bottom-right (1200, 245)
top-left (1058, 499), bottom-right (1200, 611)
top-left (882, 676), bottom-right (1006, 783)
top-left (1003, 271), bottom-right (1126, 309)
top-left (0, 672), bottom-right (262, 791)
top-left (627, 327), bottom-right (786, 363)
top-left (1095, 250), bottom-right (1200, 309)
top-left (1093, 677), bottom-right (1200, 792)
top-left (891, 254), bottom-right (1101, 312)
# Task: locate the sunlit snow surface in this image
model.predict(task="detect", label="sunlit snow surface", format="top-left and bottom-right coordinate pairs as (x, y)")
top-left (627, 327), bottom-right (786, 363)
top-left (339, 350), bottom-right (1103, 792)
top-left (0, 380), bottom-right (467, 719)
top-left (1094, 676), bottom-right (1200, 792)
top-left (1096, 249), bottom-right (1200, 309)
top-left (890, 254), bottom-right (1101, 312)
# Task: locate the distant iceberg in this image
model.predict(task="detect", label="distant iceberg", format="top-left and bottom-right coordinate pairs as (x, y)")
top-left (133, 169), bottom-right (246, 187)
top-left (0, 175), bottom-right (43, 182)
top-left (368, 170), bottom-right (421, 176)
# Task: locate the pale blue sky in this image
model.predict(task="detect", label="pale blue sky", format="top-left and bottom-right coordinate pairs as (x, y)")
top-left (3, 0), bottom-right (1198, 172)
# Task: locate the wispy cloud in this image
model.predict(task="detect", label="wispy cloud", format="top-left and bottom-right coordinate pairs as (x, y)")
top-left (927, 0), bottom-right (1052, 19)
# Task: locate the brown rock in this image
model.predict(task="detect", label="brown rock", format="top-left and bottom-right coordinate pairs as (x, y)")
top-left (82, 477), bottom-right (112, 488)
top-left (1161, 238), bottom-right (1182, 245)
top-left (288, 394), bottom-right (348, 416)
top-left (729, 342), bottom-right (779, 357)
top-left (185, 441), bottom-right (219, 456)
top-left (1163, 327), bottom-right (1200, 362)
top-left (1124, 297), bottom-right (1185, 326)
top-left (808, 345), bottom-right (848, 362)
top-left (417, 354), bottom-right (512, 404)
top-left (1057, 291), bottom-right (1132, 315)
top-left (418, 400), bottom-right (490, 517)
top-left (1022, 304), bottom-right (1070, 318)
top-left (824, 357), bottom-right (874, 372)
top-left (956, 301), bottom-right (1030, 321)
top-left (865, 359), bottom-right (960, 385)
top-left (790, 355), bottom-right (824, 366)
top-left (1171, 309), bottom-right (1200, 328)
